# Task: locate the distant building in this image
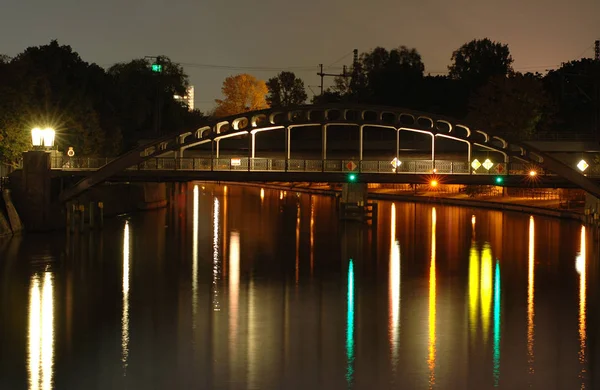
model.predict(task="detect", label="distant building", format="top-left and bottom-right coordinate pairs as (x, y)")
top-left (174, 86), bottom-right (194, 111)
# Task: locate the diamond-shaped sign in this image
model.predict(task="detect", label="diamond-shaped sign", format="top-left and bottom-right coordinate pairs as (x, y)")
top-left (391, 158), bottom-right (401, 168)
top-left (471, 159), bottom-right (481, 170)
top-left (346, 161), bottom-right (357, 171)
top-left (482, 158), bottom-right (493, 170)
top-left (577, 159), bottom-right (589, 172)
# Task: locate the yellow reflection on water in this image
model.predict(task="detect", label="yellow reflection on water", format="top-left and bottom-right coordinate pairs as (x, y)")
top-left (122, 221), bottom-right (130, 375)
top-left (577, 225), bottom-right (587, 385)
top-left (229, 231), bottom-right (240, 349)
top-left (480, 244), bottom-right (493, 344)
top-left (527, 216), bottom-right (535, 374)
top-left (428, 207), bottom-right (437, 388)
top-left (192, 185), bottom-right (199, 328)
top-left (213, 197), bottom-right (221, 311)
top-left (468, 240), bottom-right (479, 340)
top-left (389, 203), bottom-right (401, 363)
top-left (28, 272), bottom-right (54, 390)
top-left (260, 188), bottom-right (265, 202)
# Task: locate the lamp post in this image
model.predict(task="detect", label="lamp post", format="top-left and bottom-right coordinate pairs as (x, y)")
top-left (31, 127), bottom-right (55, 149)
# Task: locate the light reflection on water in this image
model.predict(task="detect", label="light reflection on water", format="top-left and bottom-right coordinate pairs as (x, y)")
top-left (28, 272), bottom-right (54, 390)
top-left (0, 185), bottom-right (593, 389)
top-left (527, 216), bottom-right (535, 375)
top-left (427, 207), bottom-right (437, 389)
top-left (121, 221), bottom-right (130, 375)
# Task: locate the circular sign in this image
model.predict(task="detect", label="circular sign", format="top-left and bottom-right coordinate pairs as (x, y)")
top-left (67, 147), bottom-right (75, 157)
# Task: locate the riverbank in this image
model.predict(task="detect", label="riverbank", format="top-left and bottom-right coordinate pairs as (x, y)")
top-left (216, 181), bottom-right (585, 222)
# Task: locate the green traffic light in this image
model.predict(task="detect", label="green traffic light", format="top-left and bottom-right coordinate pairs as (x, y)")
top-left (348, 173), bottom-right (357, 182)
top-left (151, 63), bottom-right (162, 73)
top-left (495, 176), bottom-right (504, 184)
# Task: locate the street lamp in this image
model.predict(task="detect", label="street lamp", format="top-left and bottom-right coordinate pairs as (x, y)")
top-left (31, 127), bottom-right (55, 148)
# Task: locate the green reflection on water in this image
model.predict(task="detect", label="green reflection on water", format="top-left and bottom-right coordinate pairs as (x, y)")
top-left (493, 260), bottom-right (501, 387)
top-left (346, 259), bottom-right (355, 386)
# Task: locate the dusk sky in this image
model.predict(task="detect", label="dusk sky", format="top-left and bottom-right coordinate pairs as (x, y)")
top-left (1, 0), bottom-right (599, 112)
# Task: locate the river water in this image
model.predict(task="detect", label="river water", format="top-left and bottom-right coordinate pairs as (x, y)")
top-left (0, 184), bottom-right (598, 389)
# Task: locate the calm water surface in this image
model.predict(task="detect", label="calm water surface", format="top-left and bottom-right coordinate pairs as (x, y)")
top-left (1, 184), bottom-right (599, 389)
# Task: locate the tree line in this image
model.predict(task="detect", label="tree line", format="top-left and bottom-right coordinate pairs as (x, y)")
top-left (1, 38), bottom-right (598, 165)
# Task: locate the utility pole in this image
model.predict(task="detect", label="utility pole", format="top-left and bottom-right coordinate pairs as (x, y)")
top-left (595, 40), bottom-right (600, 61)
top-left (317, 54), bottom-right (354, 96)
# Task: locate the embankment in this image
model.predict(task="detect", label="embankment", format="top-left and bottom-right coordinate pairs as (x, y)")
top-left (0, 190), bottom-right (23, 237)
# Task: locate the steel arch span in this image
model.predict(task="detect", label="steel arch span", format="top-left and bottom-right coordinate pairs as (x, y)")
top-left (59, 104), bottom-right (600, 202)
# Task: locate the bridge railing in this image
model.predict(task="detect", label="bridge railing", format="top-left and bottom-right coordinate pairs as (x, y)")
top-left (50, 156), bottom-right (571, 176)
top-left (51, 156), bottom-right (115, 170)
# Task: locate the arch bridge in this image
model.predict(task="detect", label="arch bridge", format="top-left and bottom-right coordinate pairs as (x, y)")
top-left (59, 104), bottom-right (600, 202)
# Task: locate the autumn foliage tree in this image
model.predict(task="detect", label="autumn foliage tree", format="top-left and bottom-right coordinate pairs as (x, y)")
top-left (214, 74), bottom-right (269, 117)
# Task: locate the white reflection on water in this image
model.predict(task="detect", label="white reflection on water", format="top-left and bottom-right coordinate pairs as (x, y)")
top-left (527, 216), bottom-right (535, 374)
top-left (577, 225), bottom-right (587, 385)
top-left (229, 231), bottom-right (240, 345)
top-left (213, 197), bottom-right (221, 311)
top-left (388, 203), bottom-right (401, 363)
top-left (428, 207), bottom-right (437, 388)
top-left (28, 272), bottom-right (54, 390)
top-left (192, 185), bottom-right (199, 328)
top-left (122, 221), bottom-right (130, 375)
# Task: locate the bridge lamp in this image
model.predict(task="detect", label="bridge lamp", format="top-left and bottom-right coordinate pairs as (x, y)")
top-left (529, 170), bottom-right (537, 177)
top-left (577, 160), bottom-right (589, 172)
top-left (430, 179), bottom-right (438, 188)
top-left (31, 127), bottom-right (55, 148)
top-left (495, 176), bottom-right (504, 184)
top-left (348, 173), bottom-right (358, 183)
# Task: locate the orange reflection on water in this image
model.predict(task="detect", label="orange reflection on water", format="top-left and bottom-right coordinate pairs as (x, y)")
top-left (388, 204), bottom-right (401, 362)
top-left (428, 207), bottom-right (437, 388)
top-left (28, 272), bottom-right (54, 390)
top-left (122, 221), bottom-right (130, 375)
top-left (577, 225), bottom-right (587, 385)
top-left (192, 186), bottom-right (199, 328)
top-left (310, 199), bottom-right (315, 276)
top-left (527, 216), bottom-right (535, 374)
top-left (295, 206), bottom-right (300, 284)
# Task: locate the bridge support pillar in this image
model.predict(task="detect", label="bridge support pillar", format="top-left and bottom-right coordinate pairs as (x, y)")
top-left (19, 151), bottom-right (53, 231)
top-left (340, 183), bottom-right (372, 222)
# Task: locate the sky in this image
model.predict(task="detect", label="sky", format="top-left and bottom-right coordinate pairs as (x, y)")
top-left (1, 0), bottom-right (599, 113)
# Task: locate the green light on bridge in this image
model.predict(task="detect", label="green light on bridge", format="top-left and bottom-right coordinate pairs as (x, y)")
top-left (348, 173), bottom-right (358, 182)
top-left (495, 176), bottom-right (504, 185)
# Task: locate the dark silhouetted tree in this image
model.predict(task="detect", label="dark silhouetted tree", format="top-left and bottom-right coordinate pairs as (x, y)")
top-left (449, 38), bottom-right (513, 88)
top-left (467, 73), bottom-right (553, 139)
top-left (544, 59), bottom-right (600, 134)
top-left (266, 71), bottom-right (307, 107)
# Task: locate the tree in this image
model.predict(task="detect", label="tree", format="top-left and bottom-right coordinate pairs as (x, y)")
top-left (2, 40), bottom-right (109, 156)
top-left (329, 45), bottom-right (425, 107)
top-left (214, 74), bottom-right (269, 117)
top-left (109, 56), bottom-right (193, 148)
top-left (449, 38), bottom-right (513, 87)
top-left (543, 59), bottom-right (600, 134)
top-left (266, 71), bottom-right (307, 107)
top-left (467, 73), bottom-right (552, 139)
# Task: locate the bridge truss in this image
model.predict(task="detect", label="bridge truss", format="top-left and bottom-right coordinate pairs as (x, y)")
top-left (59, 104), bottom-right (600, 201)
